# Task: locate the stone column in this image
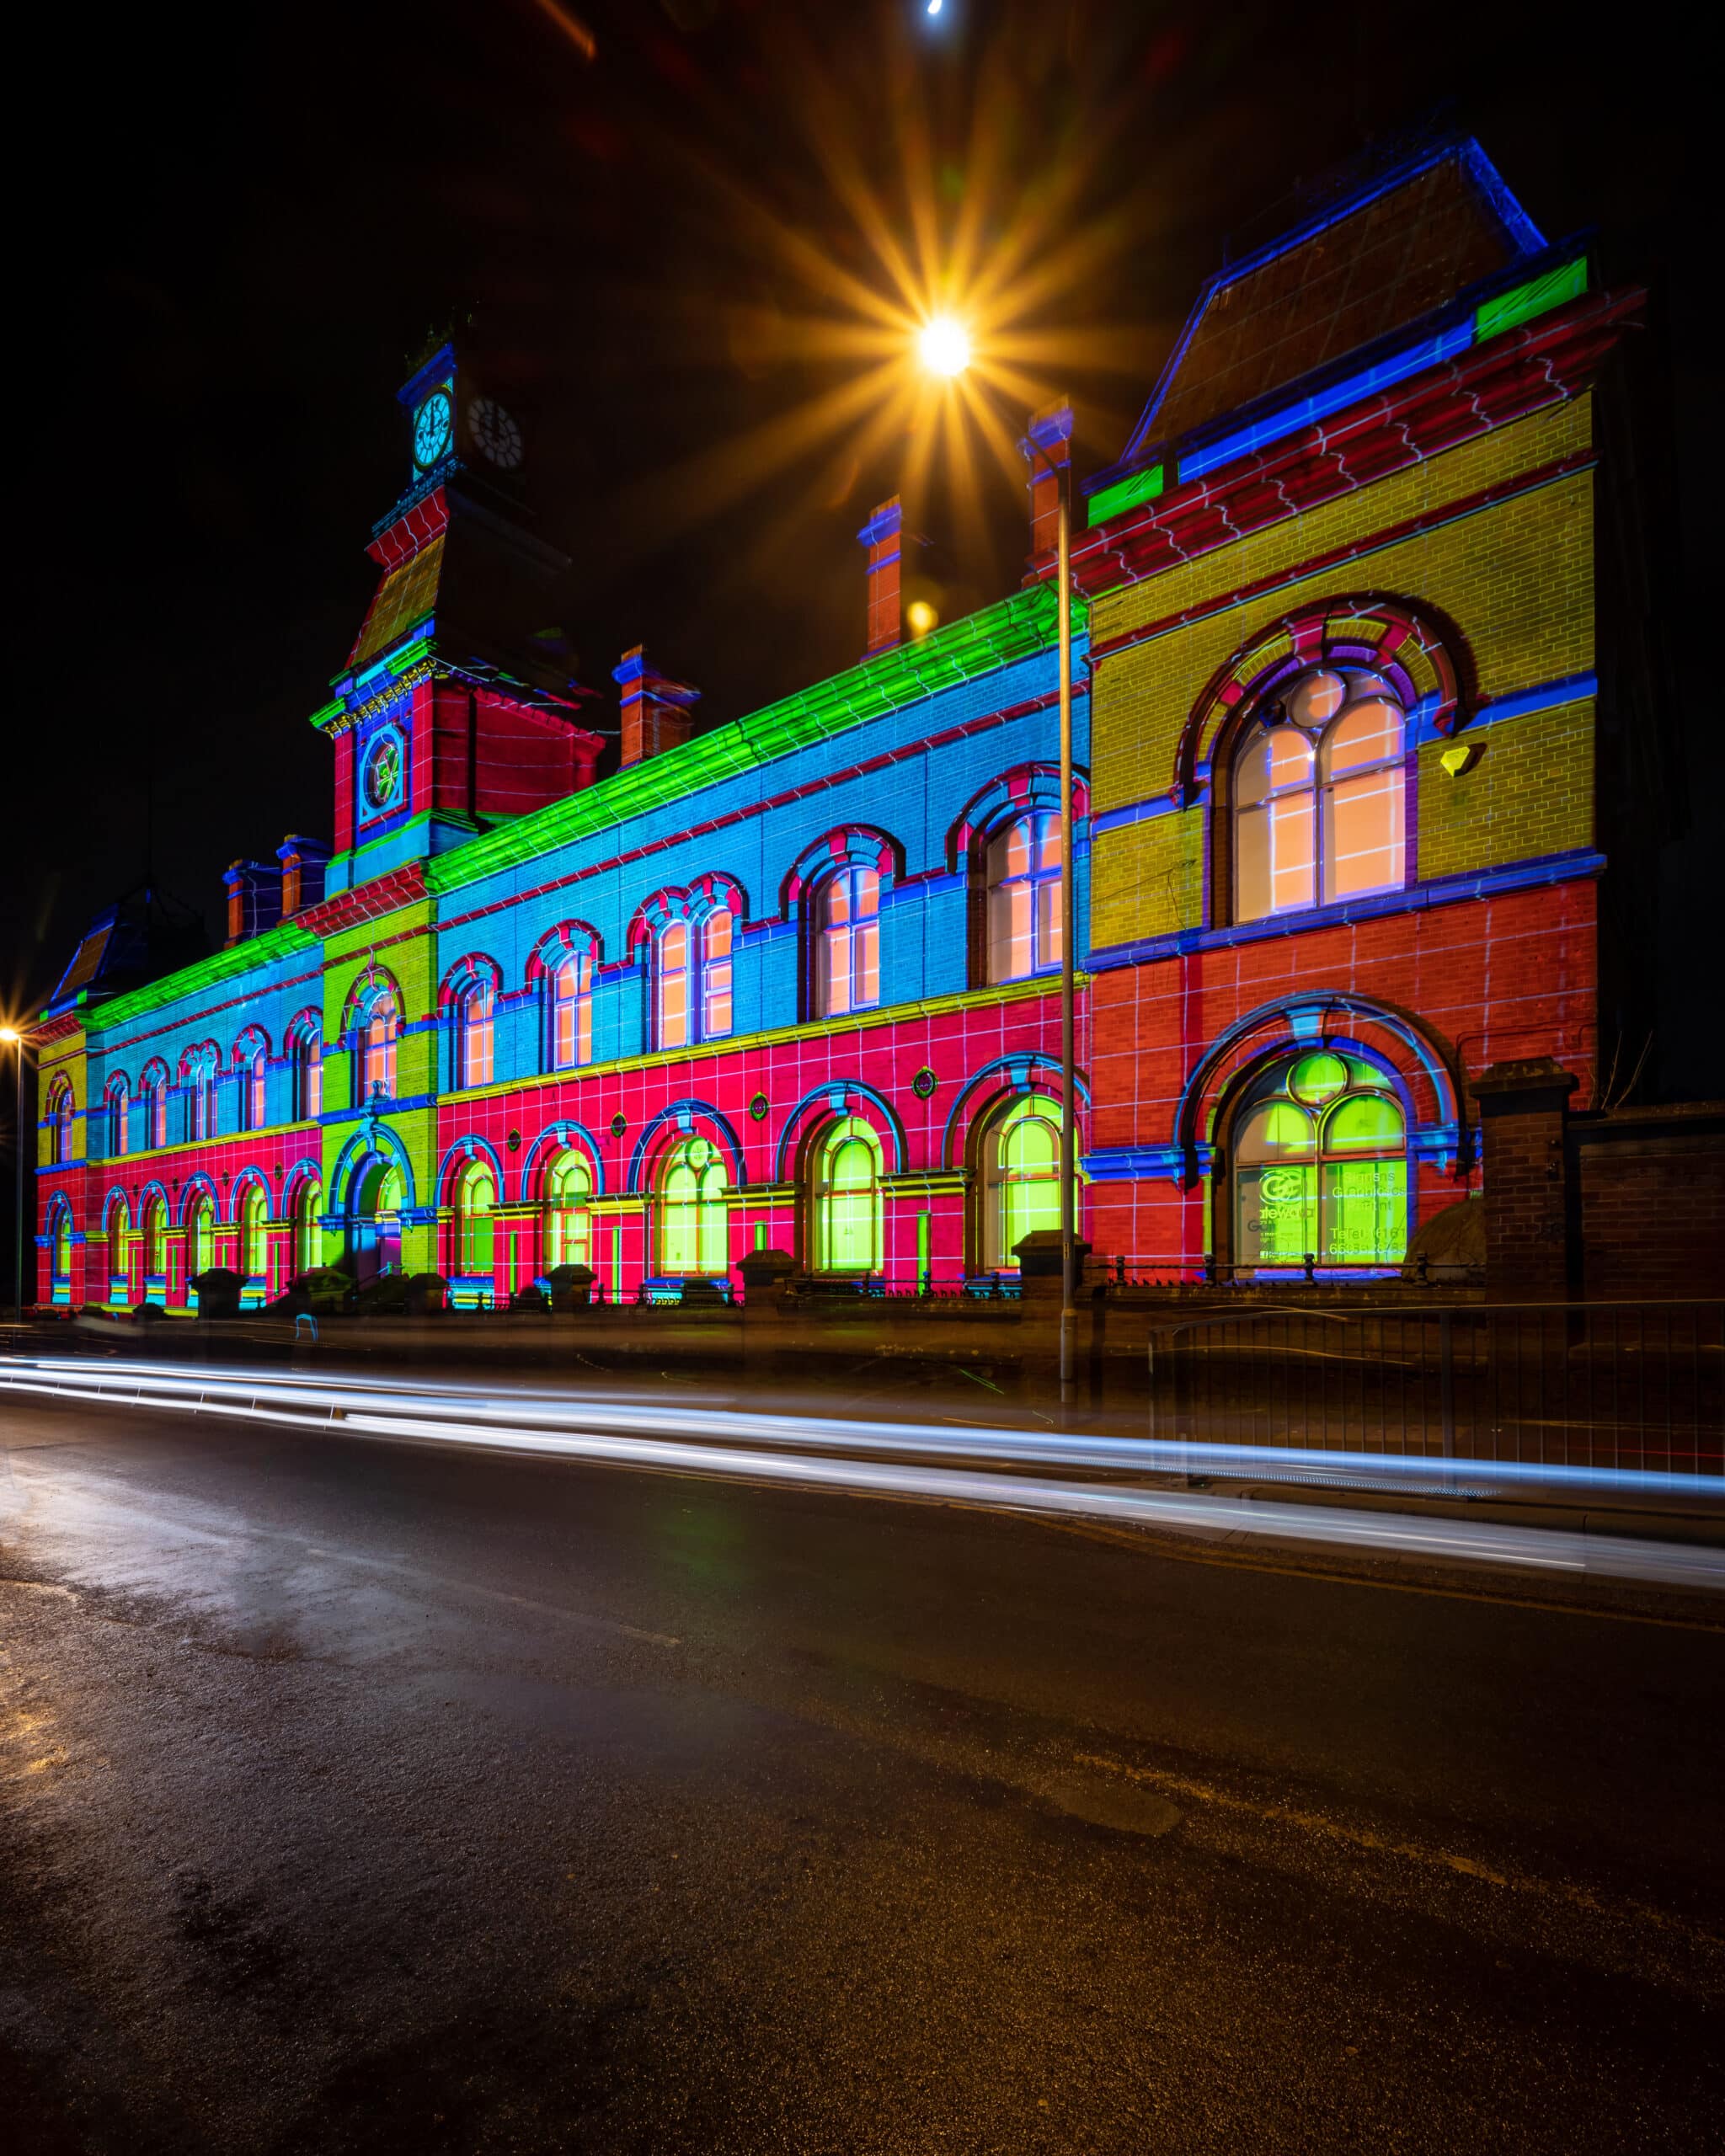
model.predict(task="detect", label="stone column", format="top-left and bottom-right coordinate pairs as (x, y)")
top-left (1469, 1059), bottom-right (1578, 1303)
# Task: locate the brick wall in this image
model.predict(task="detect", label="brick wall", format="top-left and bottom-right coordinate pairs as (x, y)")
top-left (1574, 1108), bottom-right (1725, 1299)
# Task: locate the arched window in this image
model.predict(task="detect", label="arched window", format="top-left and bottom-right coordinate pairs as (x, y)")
top-left (183, 1049), bottom-right (218, 1142)
top-left (457, 979), bottom-right (494, 1089)
top-left (50, 1203), bottom-right (72, 1289)
top-left (186, 1191), bottom-right (215, 1276)
top-left (1233, 669), bottom-right (1406, 922)
top-left (547, 949), bottom-right (594, 1071)
top-left (234, 1038), bottom-right (267, 1134)
top-left (143, 1064), bottom-right (169, 1150)
top-left (456, 1160), bottom-right (496, 1278)
top-left (810, 1117), bottom-right (883, 1275)
top-left (238, 1183), bottom-right (268, 1277)
top-left (291, 1180), bottom-right (323, 1277)
top-left (291, 1023), bottom-right (323, 1121)
top-left (981, 1094), bottom-right (1063, 1271)
top-left (358, 988), bottom-right (398, 1102)
top-left (655, 921), bottom-right (690, 1049)
top-left (1231, 1050), bottom-right (1407, 1267)
top-left (815, 867), bottom-right (879, 1017)
top-left (45, 1077), bottom-right (74, 1165)
top-left (142, 1195), bottom-right (167, 1276)
top-left (105, 1077), bottom-right (129, 1159)
top-left (543, 1150), bottom-right (594, 1271)
top-left (654, 1135), bottom-right (728, 1277)
top-left (701, 910), bottom-right (734, 1040)
top-left (985, 814), bottom-right (1062, 984)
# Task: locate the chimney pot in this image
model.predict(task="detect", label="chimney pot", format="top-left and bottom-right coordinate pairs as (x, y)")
top-left (1020, 400), bottom-right (1074, 571)
top-left (857, 496), bottom-right (903, 659)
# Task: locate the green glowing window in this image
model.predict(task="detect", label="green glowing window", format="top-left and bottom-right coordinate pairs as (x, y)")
top-left (811, 1116), bottom-right (883, 1274)
top-left (457, 1161), bottom-right (496, 1278)
top-left (544, 1150), bottom-right (594, 1271)
top-left (292, 1182), bottom-right (322, 1277)
top-left (984, 1094), bottom-right (1062, 1269)
top-left (144, 1197), bottom-right (167, 1274)
top-left (656, 1135), bottom-right (728, 1277)
top-left (189, 1195), bottom-right (214, 1275)
top-left (1231, 1052), bottom-right (1407, 1267)
top-left (51, 1206), bottom-right (72, 1282)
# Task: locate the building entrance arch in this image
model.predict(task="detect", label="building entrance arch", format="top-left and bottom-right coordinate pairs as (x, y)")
top-left (346, 1153), bottom-right (404, 1282)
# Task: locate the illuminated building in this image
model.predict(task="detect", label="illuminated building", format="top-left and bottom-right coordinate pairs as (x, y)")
top-left (29, 139), bottom-right (1655, 1307)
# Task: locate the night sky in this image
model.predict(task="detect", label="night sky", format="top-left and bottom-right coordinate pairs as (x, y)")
top-left (13, 0), bottom-right (1710, 1049)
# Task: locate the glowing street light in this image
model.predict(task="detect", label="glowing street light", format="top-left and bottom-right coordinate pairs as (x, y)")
top-left (1, 1024), bottom-right (27, 1322)
top-left (917, 315), bottom-right (970, 378)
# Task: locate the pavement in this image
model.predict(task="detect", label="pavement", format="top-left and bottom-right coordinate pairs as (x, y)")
top-left (3, 1384), bottom-right (1722, 2153)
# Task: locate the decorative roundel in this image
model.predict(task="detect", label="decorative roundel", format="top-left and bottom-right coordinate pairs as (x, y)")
top-left (360, 731), bottom-right (404, 814)
top-left (610, 1112), bottom-right (628, 1139)
top-left (748, 1093), bottom-right (770, 1123)
top-left (412, 388), bottom-right (454, 469)
top-left (911, 1067), bottom-right (938, 1100)
top-left (467, 395), bottom-right (523, 471)
top-left (505, 1129), bottom-right (522, 1154)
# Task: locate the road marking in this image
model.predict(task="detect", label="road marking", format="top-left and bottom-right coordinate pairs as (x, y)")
top-left (1072, 1748), bottom-right (1723, 1948)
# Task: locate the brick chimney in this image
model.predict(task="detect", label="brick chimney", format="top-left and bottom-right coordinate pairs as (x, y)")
top-left (224, 861), bottom-right (284, 947)
top-left (857, 497), bottom-right (902, 659)
top-left (1020, 399), bottom-right (1073, 568)
top-left (277, 835), bottom-right (333, 921)
top-left (613, 648), bottom-right (701, 767)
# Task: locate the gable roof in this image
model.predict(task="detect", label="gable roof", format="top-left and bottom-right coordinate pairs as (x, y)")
top-left (1111, 138), bottom-right (1546, 478)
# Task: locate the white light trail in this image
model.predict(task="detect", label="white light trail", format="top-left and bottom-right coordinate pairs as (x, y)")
top-left (3, 1358), bottom-right (1721, 1594)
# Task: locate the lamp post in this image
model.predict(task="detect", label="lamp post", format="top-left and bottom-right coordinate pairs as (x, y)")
top-left (0, 1025), bottom-right (26, 1323)
top-left (914, 323), bottom-right (1081, 1401)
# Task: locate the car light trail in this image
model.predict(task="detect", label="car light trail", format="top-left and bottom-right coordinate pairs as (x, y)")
top-left (3, 1357), bottom-right (1721, 1593)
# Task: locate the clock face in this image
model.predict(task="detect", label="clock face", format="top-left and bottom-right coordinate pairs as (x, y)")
top-left (467, 395), bottom-right (523, 471)
top-left (361, 732), bottom-right (404, 814)
top-left (412, 389), bottom-right (454, 468)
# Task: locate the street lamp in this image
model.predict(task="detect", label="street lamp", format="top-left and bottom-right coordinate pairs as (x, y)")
top-left (911, 324), bottom-right (1080, 1401)
top-left (0, 1025), bottom-right (26, 1324)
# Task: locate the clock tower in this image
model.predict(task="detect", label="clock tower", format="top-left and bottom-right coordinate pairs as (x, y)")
top-left (310, 339), bottom-right (602, 899)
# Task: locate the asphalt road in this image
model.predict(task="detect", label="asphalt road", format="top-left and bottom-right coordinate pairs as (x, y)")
top-left (3, 1394), bottom-right (1722, 2155)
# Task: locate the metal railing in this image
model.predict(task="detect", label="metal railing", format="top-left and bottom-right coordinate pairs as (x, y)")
top-left (1146, 1299), bottom-right (1723, 1476)
top-left (1106, 1253), bottom-right (1481, 1289)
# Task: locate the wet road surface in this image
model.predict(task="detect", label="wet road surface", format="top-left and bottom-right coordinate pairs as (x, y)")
top-left (3, 1393), bottom-right (1722, 2153)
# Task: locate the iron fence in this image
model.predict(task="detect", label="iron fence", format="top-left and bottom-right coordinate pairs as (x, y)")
top-left (1146, 1299), bottom-right (1723, 1476)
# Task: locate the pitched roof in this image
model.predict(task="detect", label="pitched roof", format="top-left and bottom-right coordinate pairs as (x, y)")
top-left (1118, 138), bottom-right (1545, 470)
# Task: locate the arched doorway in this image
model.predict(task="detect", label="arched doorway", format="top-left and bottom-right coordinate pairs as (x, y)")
top-left (347, 1154), bottom-right (404, 1283)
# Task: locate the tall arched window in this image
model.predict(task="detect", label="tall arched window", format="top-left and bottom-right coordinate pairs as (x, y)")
top-left (45, 1077), bottom-right (74, 1165)
top-left (456, 1160), bottom-right (496, 1278)
top-left (235, 1038), bottom-right (267, 1133)
top-left (810, 1117), bottom-right (883, 1275)
top-left (291, 1180), bottom-right (323, 1277)
top-left (238, 1183), bottom-right (268, 1277)
top-left (815, 867), bottom-right (879, 1017)
top-left (981, 1094), bottom-right (1063, 1271)
top-left (105, 1077), bottom-right (129, 1159)
top-left (291, 1022), bottom-right (323, 1121)
top-left (1233, 669), bottom-right (1406, 922)
top-left (457, 979), bottom-right (494, 1089)
top-left (547, 949), bottom-right (594, 1070)
top-left (1231, 1050), bottom-right (1407, 1267)
top-left (985, 814), bottom-right (1062, 984)
top-left (143, 1064), bottom-right (169, 1150)
top-left (142, 1195), bottom-right (167, 1276)
top-left (655, 921), bottom-right (690, 1049)
top-left (50, 1202), bottom-right (72, 1294)
top-left (359, 988), bottom-right (398, 1102)
top-left (186, 1191), bottom-right (215, 1275)
top-left (543, 1150), bottom-right (594, 1271)
top-left (654, 1136), bottom-right (728, 1277)
top-left (184, 1049), bottom-right (218, 1141)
